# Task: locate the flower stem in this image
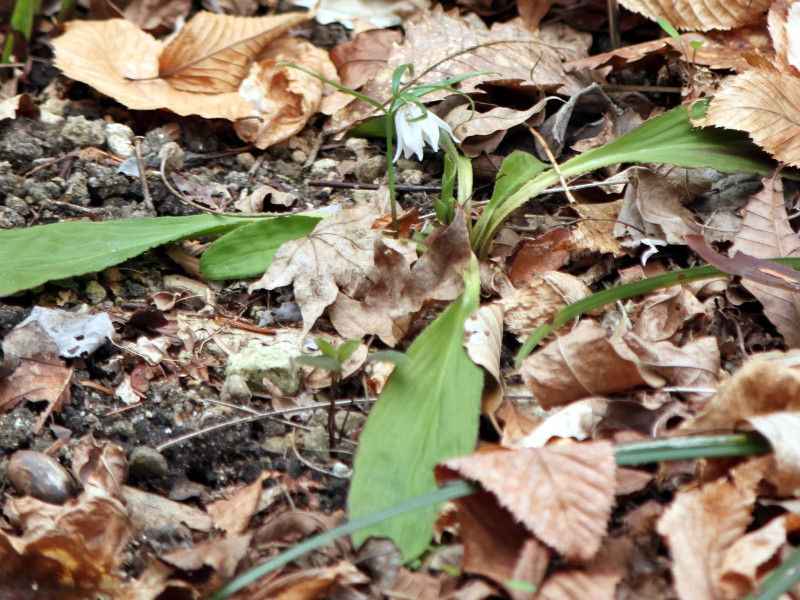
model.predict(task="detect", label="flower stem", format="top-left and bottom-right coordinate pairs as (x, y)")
top-left (385, 114), bottom-right (398, 238)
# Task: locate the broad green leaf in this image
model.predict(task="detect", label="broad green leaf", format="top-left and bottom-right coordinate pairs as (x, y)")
top-left (293, 355), bottom-right (342, 373)
top-left (0, 214), bottom-right (257, 298)
top-left (337, 339), bottom-right (363, 363)
top-left (348, 257), bottom-right (483, 559)
top-left (314, 337), bottom-right (338, 359)
top-left (474, 101), bottom-right (778, 255)
top-left (199, 215), bottom-right (323, 279)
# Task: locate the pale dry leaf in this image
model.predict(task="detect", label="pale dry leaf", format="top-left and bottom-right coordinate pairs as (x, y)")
top-left (122, 485), bottom-right (214, 535)
top-left (121, 0), bottom-right (191, 31)
top-left (157, 12), bottom-right (305, 93)
top-left (515, 397), bottom-right (609, 448)
top-left (569, 200), bottom-right (628, 257)
top-left (207, 472), bottom-right (270, 535)
top-left (535, 549), bottom-right (625, 600)
top-left (250, 561), bottom-right (369, 600)
top-left (251, 205), bottom-right (416, 336)
top-left (443, 441), bottom-right (616, 561)
top-left (293, 0), bottom-right (428, 29)
top-left (719, 514), bottom-right (787, 599)
top-left (618, 0), bottom-right (770, 31)
top-left (682, 361), bottom-right (800, 432)
top-left (71, 435), bottom-right (128, 498)
top-left (627, 167), bottom-right (700, 245)
top-left (521, 321), bottom-right (650, 409)
top-left (631, 285), bottom-right (705, 342)
top-left (0, 93), bottom-right (38, 121)
top-left (694, 63), bottom-right (800, 168)
top-left (518, 0), bottom-right (558, 31)
top-left (326, 7), bottom-right (592, 135)
top-left (656, 462), bottom-right (759, 600)
top-left (160, 534), bottom-right (252, 580)
top-left (464, 303), bottom-right (504, 418)
top-left (745, 412), bottom-right (800, 496)
top-left (732, 175), bottom-right (800, 346)
top-left (0, 355), bottom-right (73, 432)
top-left (502, 271), bottom-right (592, 342)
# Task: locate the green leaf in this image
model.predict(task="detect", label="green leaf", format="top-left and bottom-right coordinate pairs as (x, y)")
top-left (348, 257), bottom-right (482, 559)
top-left (199, 214), bottom-right (323, 279)
top-left (475, 101), bottom-right (778, 255)
top-left (367, 350), bottom-right (413, 366)
top-left (689, 40), bottom-right (704, 52)
top-left (11, 0), bottom-right (40, 38)
top-left (0, 214), bottom-right (257, 298)
top-left (337, 339), bottom-right (363, 363)
top-left (293, 355), bottom-right (342, 373)
top-left (314, 337), bottom-right (338, 359)
top-left (657, 18), bottom-right (682, 44)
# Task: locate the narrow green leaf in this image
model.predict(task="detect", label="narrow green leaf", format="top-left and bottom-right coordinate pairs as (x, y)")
top-left (293, 355), bottom-right (342, 373)
top-left (337, 339), bottom-right (363, 363)
top-left (314, 337), bottom-right (338, 359)
top-left (199, 215), bottom-right (322, 279)
top-left (0, 214), bottom-right (257, 298)
top-left (367, 350), bottom-right (412, 366)
top-left (11, 0), bottom-right (39, 38)
top-left (657, 18), bottom-right (682, 44)
top-left (348, 257), bottom-right (483, 559)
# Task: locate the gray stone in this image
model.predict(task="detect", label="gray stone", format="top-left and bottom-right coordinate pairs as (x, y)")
top-left (309, 158), bottom-right (339, 177)
top-left (291, 149), bottom-right (307, 164)
top-left (158, 142), bottom-right (184, 171)
top-left (105, 123), bottom-right (135, 159)
top-left (334, 411), bottom-right (367, 438)
top-left (0, 120), bottom-right (43, 165)
top-left (129, 446), bottom-right (168, 481)
top-left (220, 374), bottom-right (252, 404)
top-left (236, 152), bottom-right (255, 170)
top-left (355, 155), bottom-right (387, 183)
top-left (63, 172), bottom-right (90, 206)
top-left (85, 281), bottom-right (106, 305)
top-left (0, 206), bottom-right (26, 229)
top-left (298, 425), bottom-right (330, 462)
top-left (61, 115), bottom-right (106, 148)
top-left (263, 436), bottom-right (291, 454)
top-left (4, 194), bottom-right (29, 217)
top-left (38, 109), bottom-right (65, 130)
top-left (400, 169), bottom-right (424, 186)
top-left (345, 137), bottom-right (370, 154)
top-left (226, 345), bottom-right (299, 396)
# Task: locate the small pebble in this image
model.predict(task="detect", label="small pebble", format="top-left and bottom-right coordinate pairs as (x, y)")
top-left (355, 155), bottom-right (387, 183)
top-left (309, 158), bottom-right (339, 177)
top-left (8, 450), bottom-right (78, 505)
top-left (401, 169), bottom-right (424, 186)
top-left (60, 115), bottom-right (106, 148)
top-left (220, 374), bottom-right (252, 404)
top-left (158, 142), bottom-right (184, 171)
top-left (128, 446), bottom-right (168, 481)
top-left (291, 149), bottom-right (308, 164)
top-left (105, 123), bottom-right (135, 159)
top-left (236, 152), bottom-right (256, 170)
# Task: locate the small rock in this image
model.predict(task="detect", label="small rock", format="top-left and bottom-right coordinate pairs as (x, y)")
top-left (38, 109), bottom-right (65, 130)
top-left (0, 206), bottom-right (25, 229)
top-left (309, 158), bottom-right (340, 177)
top-left (3, 194), bottom-right (29, 217)
top-left (236, 152), bottom-right (255, 170)
top-left (352, 190), bottom-right (374, 205)
top-left (85, 280), bottom-right (107, 305)
top-left (226, 345), bottom-right (299, 396)
top-left (8, 450), bottom-right (78, 505)
top-left (298, 426), bottom-right (330, 462)
top-left (263, 436), bottom-right (291, 454)
top-left (220, 374), bottom-right (252, 404)
top-left (128, 446), bottom-right (168, 481)
top-left (291, 149), bottom-right (308, 164)
top-left (105, 123), bottom-right (135, 159)
top-left (334, 411), bottom-right (367, 438)
top-left (345, 137), bottom-right (370, 154)
top-left (396, 158), bottom-right (420, 171)
top-left (158, 142), bottom-right (184, 171)
top-left (61, 115), bottom-right (106, 148)
top-left (400, 169), bottom-right (424, 186)
top-left (63, 172), bottom-right (90, 206)
top-left (355, 155), bottom-right (387, 183)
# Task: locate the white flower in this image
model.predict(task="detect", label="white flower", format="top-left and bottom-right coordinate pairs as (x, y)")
top-left (393, 103), bottom-right (458, 163)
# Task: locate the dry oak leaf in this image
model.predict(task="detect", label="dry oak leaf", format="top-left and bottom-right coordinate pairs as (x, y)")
top-left (441, 441), bottom-right (616, 561)
top-left (732, 175), bottom-right (800, 346)
top-left (325, 7), bottom-right (593, 136)
top-left (618, 0), bottom-right (769, 31)
top-left (693, 62), bottom-right (800, 167)
top-left (656, 460), bottom-right (760, 600)
top-left (250, 205), bottom-right (416, 336)
top-left (52, 12), bottom-right (334, 149)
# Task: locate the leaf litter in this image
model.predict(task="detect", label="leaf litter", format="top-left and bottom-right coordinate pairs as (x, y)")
top-left (6, 0), bottom-right (800, 598)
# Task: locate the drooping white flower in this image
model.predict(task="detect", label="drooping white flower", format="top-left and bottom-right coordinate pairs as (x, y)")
top-left (393, 102), bottom-right (458, 163)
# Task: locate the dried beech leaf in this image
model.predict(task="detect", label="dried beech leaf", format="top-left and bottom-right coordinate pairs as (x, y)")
top-left (746, 412), bottom-right (800, 496)
top-left (464, 303), bottom-right (505, 418)
top-left (326, 8), bottom-right (591, 135)
top-left (694, 64), bottom-right (800, 167)
top-left (656, 462), bottom-right (759, 600)
top-left (157, 12), bottom-right (306, 92)
top-left (441, 442), bottom-right (616, 561)
top-left (521, 321), bottom-right (649, 409)
top-left (618, 0), bottom-right (770, 31)
top-left (732, 176), bottom-right (800, 346)
top-left (330, 28), bottom-right (403, 89)
top-left (719, 516), bottom-right (787, 599)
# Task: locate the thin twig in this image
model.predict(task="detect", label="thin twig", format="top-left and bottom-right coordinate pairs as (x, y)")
top-left (528, 126), bottom-right (577, 205)
top-left (134, 137), bottom-right (156, 216)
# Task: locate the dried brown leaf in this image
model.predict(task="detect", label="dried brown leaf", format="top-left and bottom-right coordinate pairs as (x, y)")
top-left (71, 435), bottom-right (128, 497)
top-left (656, 462), bottom-right (759, 600)
top-left (0, 354), bottom-right (72, 431)
top-left (618, 0), bottom-right (769, 31)
top-left (694, 64), bottom-right (800, 167)
top-left (330, 28), bottom-right (402, 89)
top-left (441, 442), bottom-right (616, 561)
top-left (631, 285), bottom-right (705, 342)
top-left (250, 205), bottom-right (415, 336)
top-left (535, 540), bottom-right (627, 600)
top-left (719, 515), bottom-right (787, 599)
top-left (160, 534), bottom-right (252, 580)
top-left (464, 303), bottom-right (504, 418)
top-left (207, 471), bottom-right (270, 535)
top-left (326, 8), bottom-right (591, 135)
top-left (122, 485), bottom-right (214, 535)
top-left (520, 321), bottom-right (650, 409)
top-left (731, 176), bottom-right (800, 346)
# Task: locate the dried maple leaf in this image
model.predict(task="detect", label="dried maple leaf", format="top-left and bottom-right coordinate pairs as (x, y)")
top-left (250, 205), bottom-right (416, 336)
top-left (440, 441), bottom-right (616, 562)
top-left (731, 176), bottom-right (800, 346)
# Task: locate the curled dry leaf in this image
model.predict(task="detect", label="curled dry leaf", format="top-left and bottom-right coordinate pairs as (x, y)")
top-left (52, 11), bottom-right (336, 149)
top-left (693, 61), bottom-right (800, 168)
top-left (439, 441), bottom-right (616, 561)
top-left (732, 176), bottom-right (800, 346)
top-left (618, 0), bottom-right (770, 31)
top-left (656, 460), bottom-right (760, 600)
top-left (718, 515), bottom-right (787, 599)
top-left (464, 303), bottom-right (505, 419)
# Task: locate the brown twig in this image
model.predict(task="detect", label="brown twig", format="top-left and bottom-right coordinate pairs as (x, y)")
top-left (307, 180), bottom-right (443, 193)
top-left (133, 137), bottom-right (156, 216)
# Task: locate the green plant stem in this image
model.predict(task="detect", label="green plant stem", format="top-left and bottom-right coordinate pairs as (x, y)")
top-left (209, 432), bottom-right (771, 600)
top-left (385, 115), bottom-right (398, 237)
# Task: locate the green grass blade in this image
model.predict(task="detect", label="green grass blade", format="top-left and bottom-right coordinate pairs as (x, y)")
top-left (199, 214), bottom-right (322, 279)
top-left (347, 257), bottom-right (483, 560)
top-left (210, 432), bottom-right (771, 599)
top-left (0, 214), bottom-right (260, 298)
top-left (514, 257), bottom-right (800, 367)
top-left (11, 0), bottom-right (39, 38)
top-left (745, 544), bottom-right (800, 600)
